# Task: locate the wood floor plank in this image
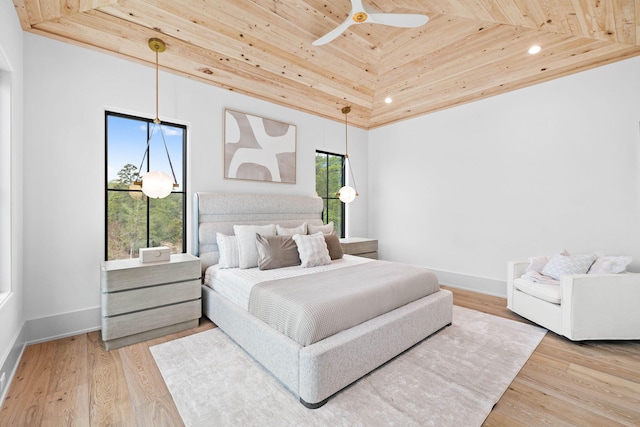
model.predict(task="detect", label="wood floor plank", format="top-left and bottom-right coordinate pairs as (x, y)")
top-left (121, 342), bottom-right (170, 406)
top-left (39, 335), bottom-right (90, 426)
top-left (48, 334), bottom-right (87, 393)
top-left (87, 331), bottom-right (136, 426)
top-left (133, 394), bottom-right (185, 427)
top-left (0, 340), bottom-right (56, 426)
top-left (2, 288), bottom-right (639, 426)
top-left (40, 384), bottom-right (90, 427)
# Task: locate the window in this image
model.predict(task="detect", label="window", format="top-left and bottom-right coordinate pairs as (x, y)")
top-left (0, 68), bottom-right (11, 298)
top-left (105, 112), bottom-right (187, 260)
top-left (315, 151), bottom-right (345, 237)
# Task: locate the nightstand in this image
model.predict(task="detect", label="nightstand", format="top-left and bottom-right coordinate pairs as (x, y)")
top-left (100, 253), bottom-right (201, 350)
top-left (340, 237), bottom-right (378, 259)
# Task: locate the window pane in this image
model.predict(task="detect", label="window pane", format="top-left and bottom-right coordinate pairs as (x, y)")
top-left (148, 123), bottom-right (184, 191)
top-left (107, 115), bottom-right (147, 190)
top-left (328, 155), bottom-right (343, 195)
top-left (327, 198), bottom-right (342, 234)
top-left (149, 193), bottom-right (184, 253)
top-left (106, 190), bottom-right (148, 260)
top-left (315, 153), bottom-right (328, 198)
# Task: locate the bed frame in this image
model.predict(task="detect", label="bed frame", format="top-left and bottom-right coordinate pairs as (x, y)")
top-left (194, 192), bottom-right (453, 408)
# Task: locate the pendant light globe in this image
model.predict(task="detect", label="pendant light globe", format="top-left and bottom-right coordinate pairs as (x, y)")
top-left (338, 185), bottom-right (357, 203)
top-left (141, 170), bottom-right (174, 199)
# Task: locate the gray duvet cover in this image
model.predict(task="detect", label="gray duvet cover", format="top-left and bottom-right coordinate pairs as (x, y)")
top-left (248, 260), bottom-right (440, 346)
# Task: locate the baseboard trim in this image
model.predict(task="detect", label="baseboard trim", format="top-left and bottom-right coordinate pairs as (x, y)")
top-left (25, 306), bottom-right (101, 345)
top-left (429, 268), bottom-right (507, 298)
top-left (0, 326), bottom-right (26, 408)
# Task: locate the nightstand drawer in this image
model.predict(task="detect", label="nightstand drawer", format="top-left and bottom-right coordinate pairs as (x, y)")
top-left (102, 299), bottom-right (202, 341)
top-left (101, 279), bottom-right (201, 316)
top-left (101, 253), bottom-right (200, 292)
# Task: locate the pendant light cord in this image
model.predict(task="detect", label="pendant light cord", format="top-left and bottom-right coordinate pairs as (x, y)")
top-left (155, 47), bottom-right (160, 124)
top-left (343, 107), bottom-right (359, 196)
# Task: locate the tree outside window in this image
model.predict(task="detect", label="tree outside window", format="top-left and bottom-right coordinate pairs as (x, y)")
top-left (105, 112), bottom-right (186, 260)
top-left (315, 151), bottom-right (345, 237)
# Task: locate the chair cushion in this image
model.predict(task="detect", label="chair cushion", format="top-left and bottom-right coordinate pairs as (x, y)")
top-left (513, 278), bottom-right (562, 305)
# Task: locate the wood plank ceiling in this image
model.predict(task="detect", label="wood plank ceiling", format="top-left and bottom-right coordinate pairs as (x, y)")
top-left (12, 0), bottom-right (640, 129)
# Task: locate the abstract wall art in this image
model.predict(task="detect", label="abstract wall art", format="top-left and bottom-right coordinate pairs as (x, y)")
top-left (224, 109), bottom-right (297, 183)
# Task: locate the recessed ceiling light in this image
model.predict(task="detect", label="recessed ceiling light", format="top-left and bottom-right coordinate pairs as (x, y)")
top-left (384, 97), bottom-right (392, 104)
top-left (528, 45), bottom-right (541, 55)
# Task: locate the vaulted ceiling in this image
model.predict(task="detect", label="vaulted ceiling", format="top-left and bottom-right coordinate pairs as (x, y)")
top-left (12, 0), bottom-right (640, 129)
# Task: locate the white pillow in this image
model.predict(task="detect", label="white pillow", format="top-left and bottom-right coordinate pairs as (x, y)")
top-left (541, 252), bottom-right (596, 280)
top-left (526, 256), bottom-right (549, 274)
top-left (308, 222), bottom-right (334, 235)
top-left (292, 232), bottom-right (331, 268)
top-left (588, 253), bottom-right (632, 274)
top-left (216, 232), bottom-right (239, 268)
top-left (276, 222), bottom-right (307, 236)
top-left (526, 250), bottom-right (568, 273)
top-left (233, 224), bottom-right (277, 269)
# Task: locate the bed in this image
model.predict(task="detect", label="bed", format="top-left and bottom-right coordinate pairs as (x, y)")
top-left (194, 192), bottom-right (453, 408)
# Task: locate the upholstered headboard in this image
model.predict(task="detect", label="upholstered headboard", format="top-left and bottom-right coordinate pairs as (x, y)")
top-left (193, 192), bottom-right (324, 272)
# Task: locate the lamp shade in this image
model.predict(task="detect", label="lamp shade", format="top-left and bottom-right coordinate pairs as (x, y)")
top-left (338, 185), bottom-right (357, 203)
top-left (141, 170), bottom-right (173, 199)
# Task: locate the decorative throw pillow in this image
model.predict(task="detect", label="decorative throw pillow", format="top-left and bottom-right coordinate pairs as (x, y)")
top-left (276, 222), bottom-right (307, 236)
top-left (292, 232), bottom-right (331, 267)
top-left (324, 232), bottom-right (344, 260)
top-left (233, 224), bottom-right (277, 269)
top-left (526, 250), bottom-right (568, 273)
top-left (255, 234), bottom-right (301, 270)
top-left (308, 222), bottom-right (334, 235)
top-left (541, 252), bottom-right (597, 280)
top-left (588, 253), bottom-right (632, 274)
top-left (526, 256), bottom-right (549, 273)
top-left (216, 232), bottom-right (239, 268)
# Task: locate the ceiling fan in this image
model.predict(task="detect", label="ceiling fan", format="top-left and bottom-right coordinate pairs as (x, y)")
top-left (312, 0), bottom-right (429, 46)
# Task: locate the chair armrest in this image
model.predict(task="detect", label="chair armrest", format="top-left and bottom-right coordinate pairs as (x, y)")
top-left (507, 261), bottom-right (529, 309)
top-left (561, 273), bottom-right (640, 340)
top-left (508, 261), bottom-right (529, 282)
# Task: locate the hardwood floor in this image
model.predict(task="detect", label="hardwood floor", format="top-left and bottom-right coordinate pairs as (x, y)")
top-left (1, 286), bottom-right (639, 426)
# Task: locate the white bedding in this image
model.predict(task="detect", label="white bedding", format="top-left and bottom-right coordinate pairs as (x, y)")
top-left (205, 254), bottom-right (373, 310)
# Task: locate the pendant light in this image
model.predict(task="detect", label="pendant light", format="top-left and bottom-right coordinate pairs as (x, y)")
top-left (133, 38), bottom-right (179, 199)
top-left (336, 106), bottom-right (359, 203)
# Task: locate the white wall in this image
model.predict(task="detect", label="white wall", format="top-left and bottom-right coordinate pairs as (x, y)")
top-left (369, 56), bottom-right (640, 296)
top-left (22, 33), bottom-right (369, 341)
top-left (0, 0), bottom-right (25, 400)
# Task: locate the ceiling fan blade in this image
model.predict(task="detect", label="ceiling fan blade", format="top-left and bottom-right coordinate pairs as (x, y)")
top-left (312, 18), bottom-right (354, 45)
top-left (367, 13), bottom-right (429, 28)
top-left (351, 0), bottom-right (365, 14)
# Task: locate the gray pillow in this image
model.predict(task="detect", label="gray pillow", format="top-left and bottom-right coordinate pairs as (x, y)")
top-left (324, 232), bottom-right (343, 260)
top-left (256, 234), bottom-right (301, 270)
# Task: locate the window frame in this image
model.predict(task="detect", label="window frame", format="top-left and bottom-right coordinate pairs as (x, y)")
top-left (315, 150), bottom-right (346, 238)
top-left (104, 111), bottom-right (187, 260)
top-left (0, 68), bottom-right (11, 299)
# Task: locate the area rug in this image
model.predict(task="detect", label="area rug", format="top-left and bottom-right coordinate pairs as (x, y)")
top-left (150, 306), bottom-right (546, 426)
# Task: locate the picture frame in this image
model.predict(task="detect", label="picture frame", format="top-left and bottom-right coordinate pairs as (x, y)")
top-left (224, 109), bottom-right (297, 184)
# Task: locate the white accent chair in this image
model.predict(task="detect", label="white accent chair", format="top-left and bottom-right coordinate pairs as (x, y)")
top-left (507, 261), bottom-right (640, 341)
